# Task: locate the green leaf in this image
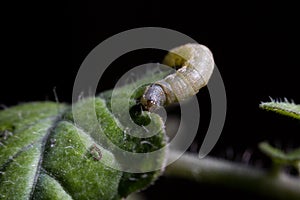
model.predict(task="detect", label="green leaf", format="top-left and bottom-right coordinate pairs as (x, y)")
top-left (259, 142), bottom-right (300, 172)
top-left (0, 71), bottom-right (168, 199)
top-left (259, 98), bottom-right (300, 174)
top-left (259, 99), bottom-right (300, 120)
top-left (259, 142), bottom-right (299, 163)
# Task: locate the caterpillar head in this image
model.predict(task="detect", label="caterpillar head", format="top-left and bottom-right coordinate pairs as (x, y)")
top-left (140, 84), bottom-right (166, 112)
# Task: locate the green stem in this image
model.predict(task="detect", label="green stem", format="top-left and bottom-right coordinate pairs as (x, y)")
top-left (164, 151), bottom-right (300, 200)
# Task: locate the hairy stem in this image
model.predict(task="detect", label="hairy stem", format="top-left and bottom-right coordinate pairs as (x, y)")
top-left (164, 151), bottom-right (300, 200)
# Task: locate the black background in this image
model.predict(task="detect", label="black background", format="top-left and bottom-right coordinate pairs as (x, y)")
top-left (1, 1), bottom-right (300, 199)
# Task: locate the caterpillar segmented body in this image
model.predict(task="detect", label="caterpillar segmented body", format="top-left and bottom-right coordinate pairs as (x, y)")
top-left (141, 43), bottom-right (215, 111)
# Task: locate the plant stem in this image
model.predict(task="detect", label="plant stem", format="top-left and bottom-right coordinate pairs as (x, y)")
top-left (164, 151), bottom-right (300, 200)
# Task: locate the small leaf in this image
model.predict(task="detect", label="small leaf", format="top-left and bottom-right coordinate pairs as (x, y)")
top-left (259, 142), bottom-right (300, 165)
top-left (286, 148), bottom-right (300, 160)
top-left (260, 99), bottom-right (300, 120)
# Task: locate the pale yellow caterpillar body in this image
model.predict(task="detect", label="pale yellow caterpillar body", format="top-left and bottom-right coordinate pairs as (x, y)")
top-left (141, 43), bottom-right (215, 111)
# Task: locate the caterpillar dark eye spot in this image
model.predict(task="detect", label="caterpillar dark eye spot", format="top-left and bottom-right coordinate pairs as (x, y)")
top-left (141, 43), bottom-right (214, 111)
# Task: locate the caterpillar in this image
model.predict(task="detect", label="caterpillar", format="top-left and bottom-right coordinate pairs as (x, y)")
top-left (140, 43), bottom-right (215, 111)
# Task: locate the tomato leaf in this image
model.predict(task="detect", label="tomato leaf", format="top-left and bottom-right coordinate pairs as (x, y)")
top-left (0, 70), bottom-right (168, 199)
